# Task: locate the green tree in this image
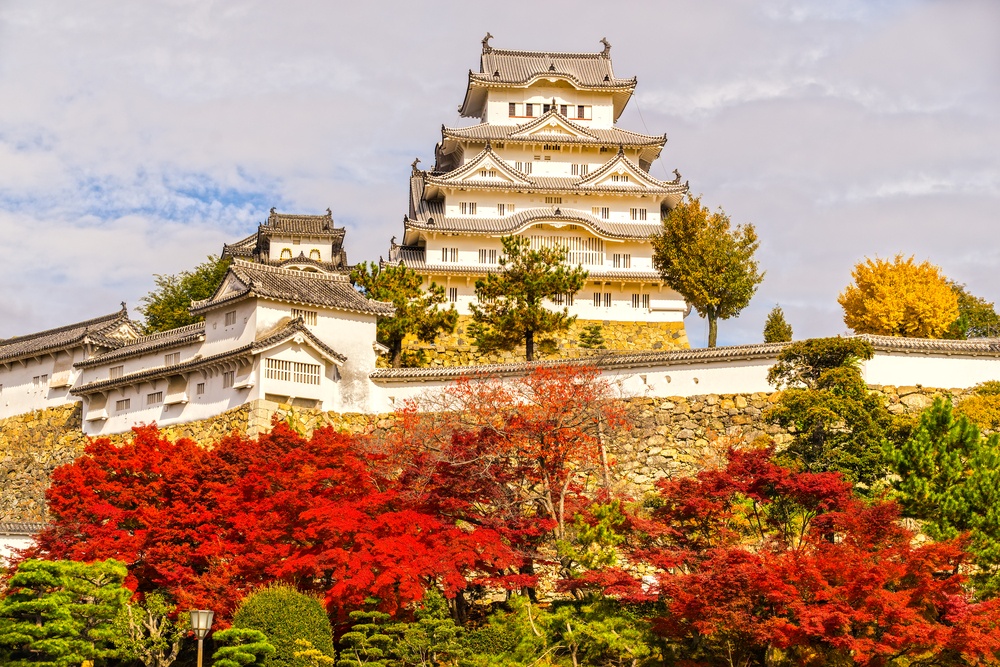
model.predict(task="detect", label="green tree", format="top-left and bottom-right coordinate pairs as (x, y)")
top-left (887, 398), bottom-right (1000, 597)
top-left (947, 281), bottom-right (1000, 339)
top-left (766, 337), bottom-right (907, 489)
top-left (391, 590), bottom-right (464, 667)
top-left (138, 255), bottom-right (230, 333)
top-left (350, 262), bottom-right (457, 368)
top-left (762, 305), bottom-right (793, 343)
top-left (651, 195), bottom-right (763, 348)
top-left (0, 559), bottom-right (130, 667)
top-left (336, 603), bottom-right (397, 667)
top-left (577, 324), bottom-right (606, 350)
top-left (112, 591), bottom-right (187, 667)
top-left (233, 584), bottom-right (335, 667)
top-left (469, 235), bottom-right (588, 361)
top-left (213, 628), bottom-right (276, 667)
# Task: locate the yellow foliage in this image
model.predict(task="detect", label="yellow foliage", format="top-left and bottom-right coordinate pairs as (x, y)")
top-left (838, 254), bottom-right (958, 338)
top-left (955, 395), bottom-right (1000, 433)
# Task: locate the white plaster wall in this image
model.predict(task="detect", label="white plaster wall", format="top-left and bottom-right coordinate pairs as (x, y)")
top-left (200, 300), bottom-right (258, 355)
top-left (485, 87), bottom-right (614, 127)
top-left (864, 353), bottom-right (1000, 389)
top-left (258, 340), bottom-right (336, 409)
top-left (1, 534), bottom-right (35, 565)
top-left (76, 340), bottom-right (205, 389)
top-left (0, 348), bottom-right (82, 420)
top-left (267, 235), bottom-right (330, 263)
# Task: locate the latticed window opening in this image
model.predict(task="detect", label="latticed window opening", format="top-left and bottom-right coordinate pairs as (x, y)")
top-left (527, 235), bottom-right (604, 266)
top-left (265, 359), bottom-right (321, 385)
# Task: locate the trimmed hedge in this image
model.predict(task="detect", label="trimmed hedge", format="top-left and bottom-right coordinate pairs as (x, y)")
top-left (233, 584), bottom-right (335, 667)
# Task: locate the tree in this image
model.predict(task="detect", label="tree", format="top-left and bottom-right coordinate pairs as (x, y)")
top-left (887, 398), bottom-right (1000, 597)
top-left (468, 235), bottom-right (588, 361)
top-left (138, 255), bottom-right (230, 333)
top-left (762, 305), bottom-right (792, 343)
top-left (651, 194), bottom-right (763, 348)
top-left (213, 628), bottom-right (276, 667)
top-left (947, 281), bottom-right (1000, 339)
top-left (766, 337), bottom-right (906, 489)
top-left (838, 254), bottom-right (959, 338)
top-left (577, 324), bottom-right (606, 350)
top-left (0, 559), bottom-right (130, 667)
top-left (350, 262), bottom-right (457, 368)
top-left (232, 584), bottom-right (334, 667)
top-left (112, 591), bottom-right (188, 667)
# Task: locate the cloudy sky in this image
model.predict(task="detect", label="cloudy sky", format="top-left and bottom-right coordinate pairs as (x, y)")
top-left (1, 0), bottom-right (997, 346)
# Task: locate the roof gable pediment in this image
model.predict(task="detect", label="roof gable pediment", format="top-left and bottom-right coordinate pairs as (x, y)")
top-left (509, 112), bottom-right (598, 141)
top-left (579, 152), bottom-right (667, 190)
top-left (431, 146), bottom-right (533, 186)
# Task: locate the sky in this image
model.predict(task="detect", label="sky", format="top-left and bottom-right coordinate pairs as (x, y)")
top-left (0, 0), bottom-right (997, 347)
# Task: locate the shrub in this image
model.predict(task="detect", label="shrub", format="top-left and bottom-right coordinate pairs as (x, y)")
top-left (233, 584), bottom-right (335, 667)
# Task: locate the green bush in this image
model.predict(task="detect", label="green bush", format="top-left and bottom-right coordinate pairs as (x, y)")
top-left (233, 584), bottom-right (335, 667)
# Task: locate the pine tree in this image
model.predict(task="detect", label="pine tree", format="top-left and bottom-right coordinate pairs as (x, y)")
top-left (138, 255), bottom-right (231, 333)
top-left (578, 324), bottom-right (607, 350)
top-left (335, 603), bottom-right (397, 667)
top-left (212, 628), bottom-right (276, 667)
top-left (762, 305), bottom-right (792, 342)
top-left (0, 559), bottom-right (130, 667)
top-left (469, 235), bottom-right (588, 361)
top-left (887, 398), bottom-right (1000, 596)
top-left (112, 592), bottom-right (187, 667)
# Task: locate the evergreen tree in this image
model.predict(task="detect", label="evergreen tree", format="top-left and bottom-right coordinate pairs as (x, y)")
top-left (651, 194), bottom-right (763, 348)
top-left (887, 398), bottom-right (1000, 596)
top-left (0, 559), bottom-right (130, 667)
top-left (578, 324), bottom-right (606, 350)
top-left (138, 255), bottom-right (230, 333)
top-left (350, 262), bottom-right (458, 368)
top-left (946, 281), bottom-right (1000, 339)
top-left (469, 235), bottom-right (588, 361)
top-left (213, 628), bottom-right (276, 667)
top-left (762, 305), bottom-right (793, 343)
top-left (335, 603), bottom-right (397, 667)
top-left (112, 591), bottom-right (187, 667)
top-left (392, 590), bottom-right (464, 667)
top-left (233, 584), bottom-right (335, 667)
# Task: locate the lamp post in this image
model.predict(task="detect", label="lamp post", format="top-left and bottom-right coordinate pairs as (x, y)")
top-left (189, 609), bottom-right (215, 667)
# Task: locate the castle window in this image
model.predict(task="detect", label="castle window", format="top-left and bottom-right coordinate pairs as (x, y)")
top-left (223, 371), bottom-right (235, 388)
top-left (631, 294), bottom-right (651, 309)
top-left (611, 174), bottom-right (630, 183)
top-left (600, 146), bottom-right (609, 153)
top-left (291, 308), bottom-right (318, 325)
top-left (577, 105), bottom-right (585, 119)
top-left (509, 102), bottom-right (516, 117)
top-left (592, 206), bottom-right (610, 219)
top-left (479, 248), bottom-right (498, 264)
top-left (441, 247), bottom-right (458, 262)
top-left (196, 382), bottom-right (205, 395)
top-left (545, 196), bottom-right (562, 205)
top-left (525, 103), bottom-right (534, 116)
top-left (448, 287), bottom-right (458, 303)
top-left (542, 103), bottom-right (552, 114)
top-left (515, 161), bottom-right (532, 174)
top-left (309, 249), bottom-right (321, 260)
top-left (497, 203), bottom-right (514, 216)
top-left (224, 310), bottom-right (237, 326)
top-left (164, 352), bottom-right (180, 366)
top-left (613, 253), bottom-right (631, 269)
top-left (109, 365), bottom-right (124, 380)
top-left (542, 144), bottom-right (561, 151)
top-left (479, 169), bottom-right (496, 178)
top-left (571, 164), bottom-right (590, 176)
top-left (560, 105), bottom-right (568, 116)
top-left (630, 208), bottom-right (647, 221)
top-left (592, 292), bottom-right (611, 308)
top-left (552, 292), bottom-right (574, 306)
top-left (643, 294), bottom-right (650, 309)
top-left (292, 237), bottom-right (301, 245)
top-left (146, 391), bottom-right (163, 406)
top-left (460, 202), bottom-right (477, 215)
top-left (604, 292), bottom-right (612, 308)
top-left (533, 155), bottom-right (541, 161)
top-left (265, 359), bottom-right (320, 385)
top-left (115, 398), bottom-right (130, 412)
top-left (280, 248), bottom-right (292, 260)
top-left (566, 293), bottom-right (574, 306)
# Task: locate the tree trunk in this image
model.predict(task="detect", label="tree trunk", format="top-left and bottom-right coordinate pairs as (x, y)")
top-left (391, 339), bottom-right (403, 368)
top-left (526, 329), bottom-right (534, 362)
top-left (707, 311), bottom-right (719, 348)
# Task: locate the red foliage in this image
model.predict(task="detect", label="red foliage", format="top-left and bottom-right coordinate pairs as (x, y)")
top-left (578, 447), bottom-right (1000, 665)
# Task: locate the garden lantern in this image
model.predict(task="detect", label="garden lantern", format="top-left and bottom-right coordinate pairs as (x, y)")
top-left (189, 609), bottom-right (214, 667)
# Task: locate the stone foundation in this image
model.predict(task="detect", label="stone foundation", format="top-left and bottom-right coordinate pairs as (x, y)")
top-left (400, 316), bottom-right (689, 367)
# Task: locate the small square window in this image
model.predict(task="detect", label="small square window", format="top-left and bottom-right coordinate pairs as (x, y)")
top-left (115, 398), bottom-right (130, 411)
top-left (223, 371), bottom-right (235, 388)
top-left (196, 382), bottom-right (205, 395)
top-left (224, 310), bottom-right (237, 326)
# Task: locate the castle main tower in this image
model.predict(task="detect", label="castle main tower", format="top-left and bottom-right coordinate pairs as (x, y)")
top-left (388, 36), bottom-right (691, 364)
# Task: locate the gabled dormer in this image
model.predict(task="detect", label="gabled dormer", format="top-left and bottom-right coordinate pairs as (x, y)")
top-left (424, 144), bottom-right (534, 198)
top-left (578, 149), bottom-right (676, 191)
top-left (508, 109), bottom-right (600, 142)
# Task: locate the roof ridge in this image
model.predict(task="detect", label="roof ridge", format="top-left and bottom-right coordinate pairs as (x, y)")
top-left (485, 48), bottom-right (607, 60)
top-left (0, 308), bottom-right (128, 346)
top-left (231, 258), bottom-right (349, 282)
top-left (127, 321), bottom-right (206, 345)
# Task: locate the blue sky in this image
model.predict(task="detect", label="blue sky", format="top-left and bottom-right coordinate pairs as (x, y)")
top-left (1, 0), bottom-right (997, 346)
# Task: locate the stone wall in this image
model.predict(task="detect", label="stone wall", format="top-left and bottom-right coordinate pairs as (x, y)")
top-left (0, 384), bottom-right (974, 524)
top-left (401, 316), bottom-right (689, 367)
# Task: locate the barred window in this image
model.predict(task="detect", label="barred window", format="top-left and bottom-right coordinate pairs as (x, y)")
top-left (146, 391), bottom-right (163, 406)
top-left (265, 359), bottom-right (321, 385)
top-left (525, 103), bottom-right (534, 116)
top-left (611, 174), bottom-right (630, 183)
top-left (478, 248), bottom-right (498, 264)
top-left (224, 310), bottom-right (237, 326)
top-left (164, 352), bottom-right (180, 366)
top-left (460, 202), bottom-right (477, 215)
top-left (196, 382), bottom-right (205, 395)
top-left (480, 169), bottom-right (496, 178)
top-left (592, 206), bottom-right (610, 219)
top-left (545, 196), bottom-right (562, 204)
top-left (630, 208), bottom-right (648, 221)
top-left (560, 104), bottom-right (568, 116)
top-left (223, 371), bottom-right (235, 388)
top-left (515, 161), bottom-right (532, 174)
top-left (291, 308), bottom-right (318, 325)
top-left (109, 365), bottom-right (124, 380)
top-left (509, 102), bottom-right (516, 117)
top-left (115, 398), bottom-right (130, 411)
top-left (613, 253), bottom-right (631, 269)
top-left (441, 247), bottom-right (458, 262)
top-left (448, 287), bottom-right (458, 303)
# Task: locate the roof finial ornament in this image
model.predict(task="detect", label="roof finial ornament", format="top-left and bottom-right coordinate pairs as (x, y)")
top-left (411, 157), bottom-right (421, 174)
top-left (121, 301), bottom-right (127, 311)
top-left (672, 168), bottom-right (682, 183)
top-left (618, 143), bottom-right (625, 156)
top-left (485, 139), bottom-right (492, 150)
top-left (326, 207), bottom-right (332, 217)
top-left (600, 37), bottom-right (611, 57)
top-left (391, 235), bottom-right (397, 246)
top-left (482, 32), bottom-right (494, 53)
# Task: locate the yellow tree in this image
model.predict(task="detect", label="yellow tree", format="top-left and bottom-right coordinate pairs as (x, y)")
top-left (838, 255), bottom-right (958, 338)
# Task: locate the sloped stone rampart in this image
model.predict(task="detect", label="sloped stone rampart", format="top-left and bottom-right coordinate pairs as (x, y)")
top-left (399, 316), bottom-right (689, 367)
top-left (0, 385), bottom-right (974, 523)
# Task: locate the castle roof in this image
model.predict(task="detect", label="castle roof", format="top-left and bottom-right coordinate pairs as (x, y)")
top-left (460, 39), bottom-right (636, 120)
top-left (443, 112), bottom-right (665, 148)
top-left (190, 260), bottom-right (394, 317)
top-left (0, 306), bottom-right (138, 365)
top-left (222, 208), bottom-right (348, 270)
top-left (75, 322), bottom-right (206, 369)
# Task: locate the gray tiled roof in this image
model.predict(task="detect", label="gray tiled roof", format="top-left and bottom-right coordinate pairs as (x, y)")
top-left (475, 48), bottom-right (635, 89)
top-left (259, 208), bottom-right (345, 239)
top-left (0, 307), bottom-right (138, 364)
top-left (406, 206), bottom-right (661, 240)
top-left (75, 322), bottom-right (206, 369)
top-left (443, 114), bottom-right (665, 147)
top-left (859, 334), bottom-right (1000, 355)
top-left (190, 260), bottom-right (394, 317)
top-left (223, 209), bottom-right (349, 269)
top-left (0, 522), bottom-right (44, 536)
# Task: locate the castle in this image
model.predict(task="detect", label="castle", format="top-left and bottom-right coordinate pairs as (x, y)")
top-left (1, 38), bottom-right (998, 440)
